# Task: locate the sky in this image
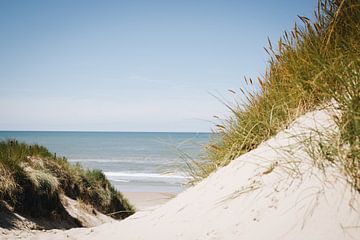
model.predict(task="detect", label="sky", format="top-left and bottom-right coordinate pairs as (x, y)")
top-left (0, 0), bottom-right (316, 132)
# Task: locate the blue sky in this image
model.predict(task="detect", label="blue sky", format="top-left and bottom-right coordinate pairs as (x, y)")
top-left (0, 0), bottom-right (316, 132)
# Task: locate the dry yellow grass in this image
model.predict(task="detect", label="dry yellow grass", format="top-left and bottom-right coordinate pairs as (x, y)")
top-left (189, 0), bottom-right (360, 192)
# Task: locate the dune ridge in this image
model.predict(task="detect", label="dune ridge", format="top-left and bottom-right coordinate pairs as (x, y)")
top-left (12, 108), bottom-right (359, 240)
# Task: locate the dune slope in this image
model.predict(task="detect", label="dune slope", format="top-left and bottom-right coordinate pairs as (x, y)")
top-left (16, 108), bottom-right (360, 240)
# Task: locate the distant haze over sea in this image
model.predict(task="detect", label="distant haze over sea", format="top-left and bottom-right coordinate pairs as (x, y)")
top-left (0, 131), bottom-right (211, 193)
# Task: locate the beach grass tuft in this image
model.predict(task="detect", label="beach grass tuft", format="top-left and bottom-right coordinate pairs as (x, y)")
top-left (190, 0), bottom-right (360, 191)
top-left (0, 139), bottom-right (135, 222)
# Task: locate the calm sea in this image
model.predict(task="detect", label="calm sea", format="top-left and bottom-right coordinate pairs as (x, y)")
top-left (0, 131), bottom-right (210, 193)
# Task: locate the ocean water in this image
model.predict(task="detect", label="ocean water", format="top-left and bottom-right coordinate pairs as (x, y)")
top-left (0, 131), bottom-right (210, 193)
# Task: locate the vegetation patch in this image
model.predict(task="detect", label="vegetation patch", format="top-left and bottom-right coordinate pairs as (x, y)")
top-left (190, 0), bottom-right (360, 191)
top-left (0, 140), bottom-right (134, 229)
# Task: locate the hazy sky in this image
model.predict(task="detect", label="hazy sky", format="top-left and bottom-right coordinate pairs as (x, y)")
top-left (0, 0), bottom-right (316, 132)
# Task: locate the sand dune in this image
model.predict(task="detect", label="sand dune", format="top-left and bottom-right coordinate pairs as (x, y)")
top-left (7, 108), bottom-right (360, 239)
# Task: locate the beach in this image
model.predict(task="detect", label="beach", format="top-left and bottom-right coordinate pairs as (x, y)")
top-left (1, 1), bottom-right (359, 239)
top-left (0, 132), bottom-right (196, 238)
top-left (122, 192), bottom-right (176, 211)
top-left (3, 108), bottom-right (359, 240)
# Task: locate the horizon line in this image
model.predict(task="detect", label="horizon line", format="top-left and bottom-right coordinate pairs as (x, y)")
top-left (0, 130), bottom-right (212, 134)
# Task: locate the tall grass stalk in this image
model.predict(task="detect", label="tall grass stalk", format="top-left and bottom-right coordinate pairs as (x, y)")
top-left (191, 0), bottom-right (360, 191)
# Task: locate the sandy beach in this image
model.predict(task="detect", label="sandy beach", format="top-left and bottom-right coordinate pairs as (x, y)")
top-left (122, 192), bottom-right (176, 211)
top-left (2, 108), bottom-right (359, 240)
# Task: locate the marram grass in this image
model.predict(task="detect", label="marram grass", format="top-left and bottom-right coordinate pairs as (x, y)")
top-left (189, 0), bottom-right (360, 191)
top-left (0, 139), bottom-right (135, 220)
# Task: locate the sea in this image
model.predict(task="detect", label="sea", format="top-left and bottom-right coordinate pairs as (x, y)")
top-left (0, 131), bottom-right (211, 193)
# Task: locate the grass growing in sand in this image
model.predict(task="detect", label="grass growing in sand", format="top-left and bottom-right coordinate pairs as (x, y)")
top-left (189, 0), bottom-right (360, 190)
top-left (0, 140), bottom-right (134, 221)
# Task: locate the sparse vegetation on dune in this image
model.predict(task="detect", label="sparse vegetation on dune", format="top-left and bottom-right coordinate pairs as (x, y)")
top-left (0, 140), bottom-right (134, 228)
top-left (189, 0), bottom-right (360, 190)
